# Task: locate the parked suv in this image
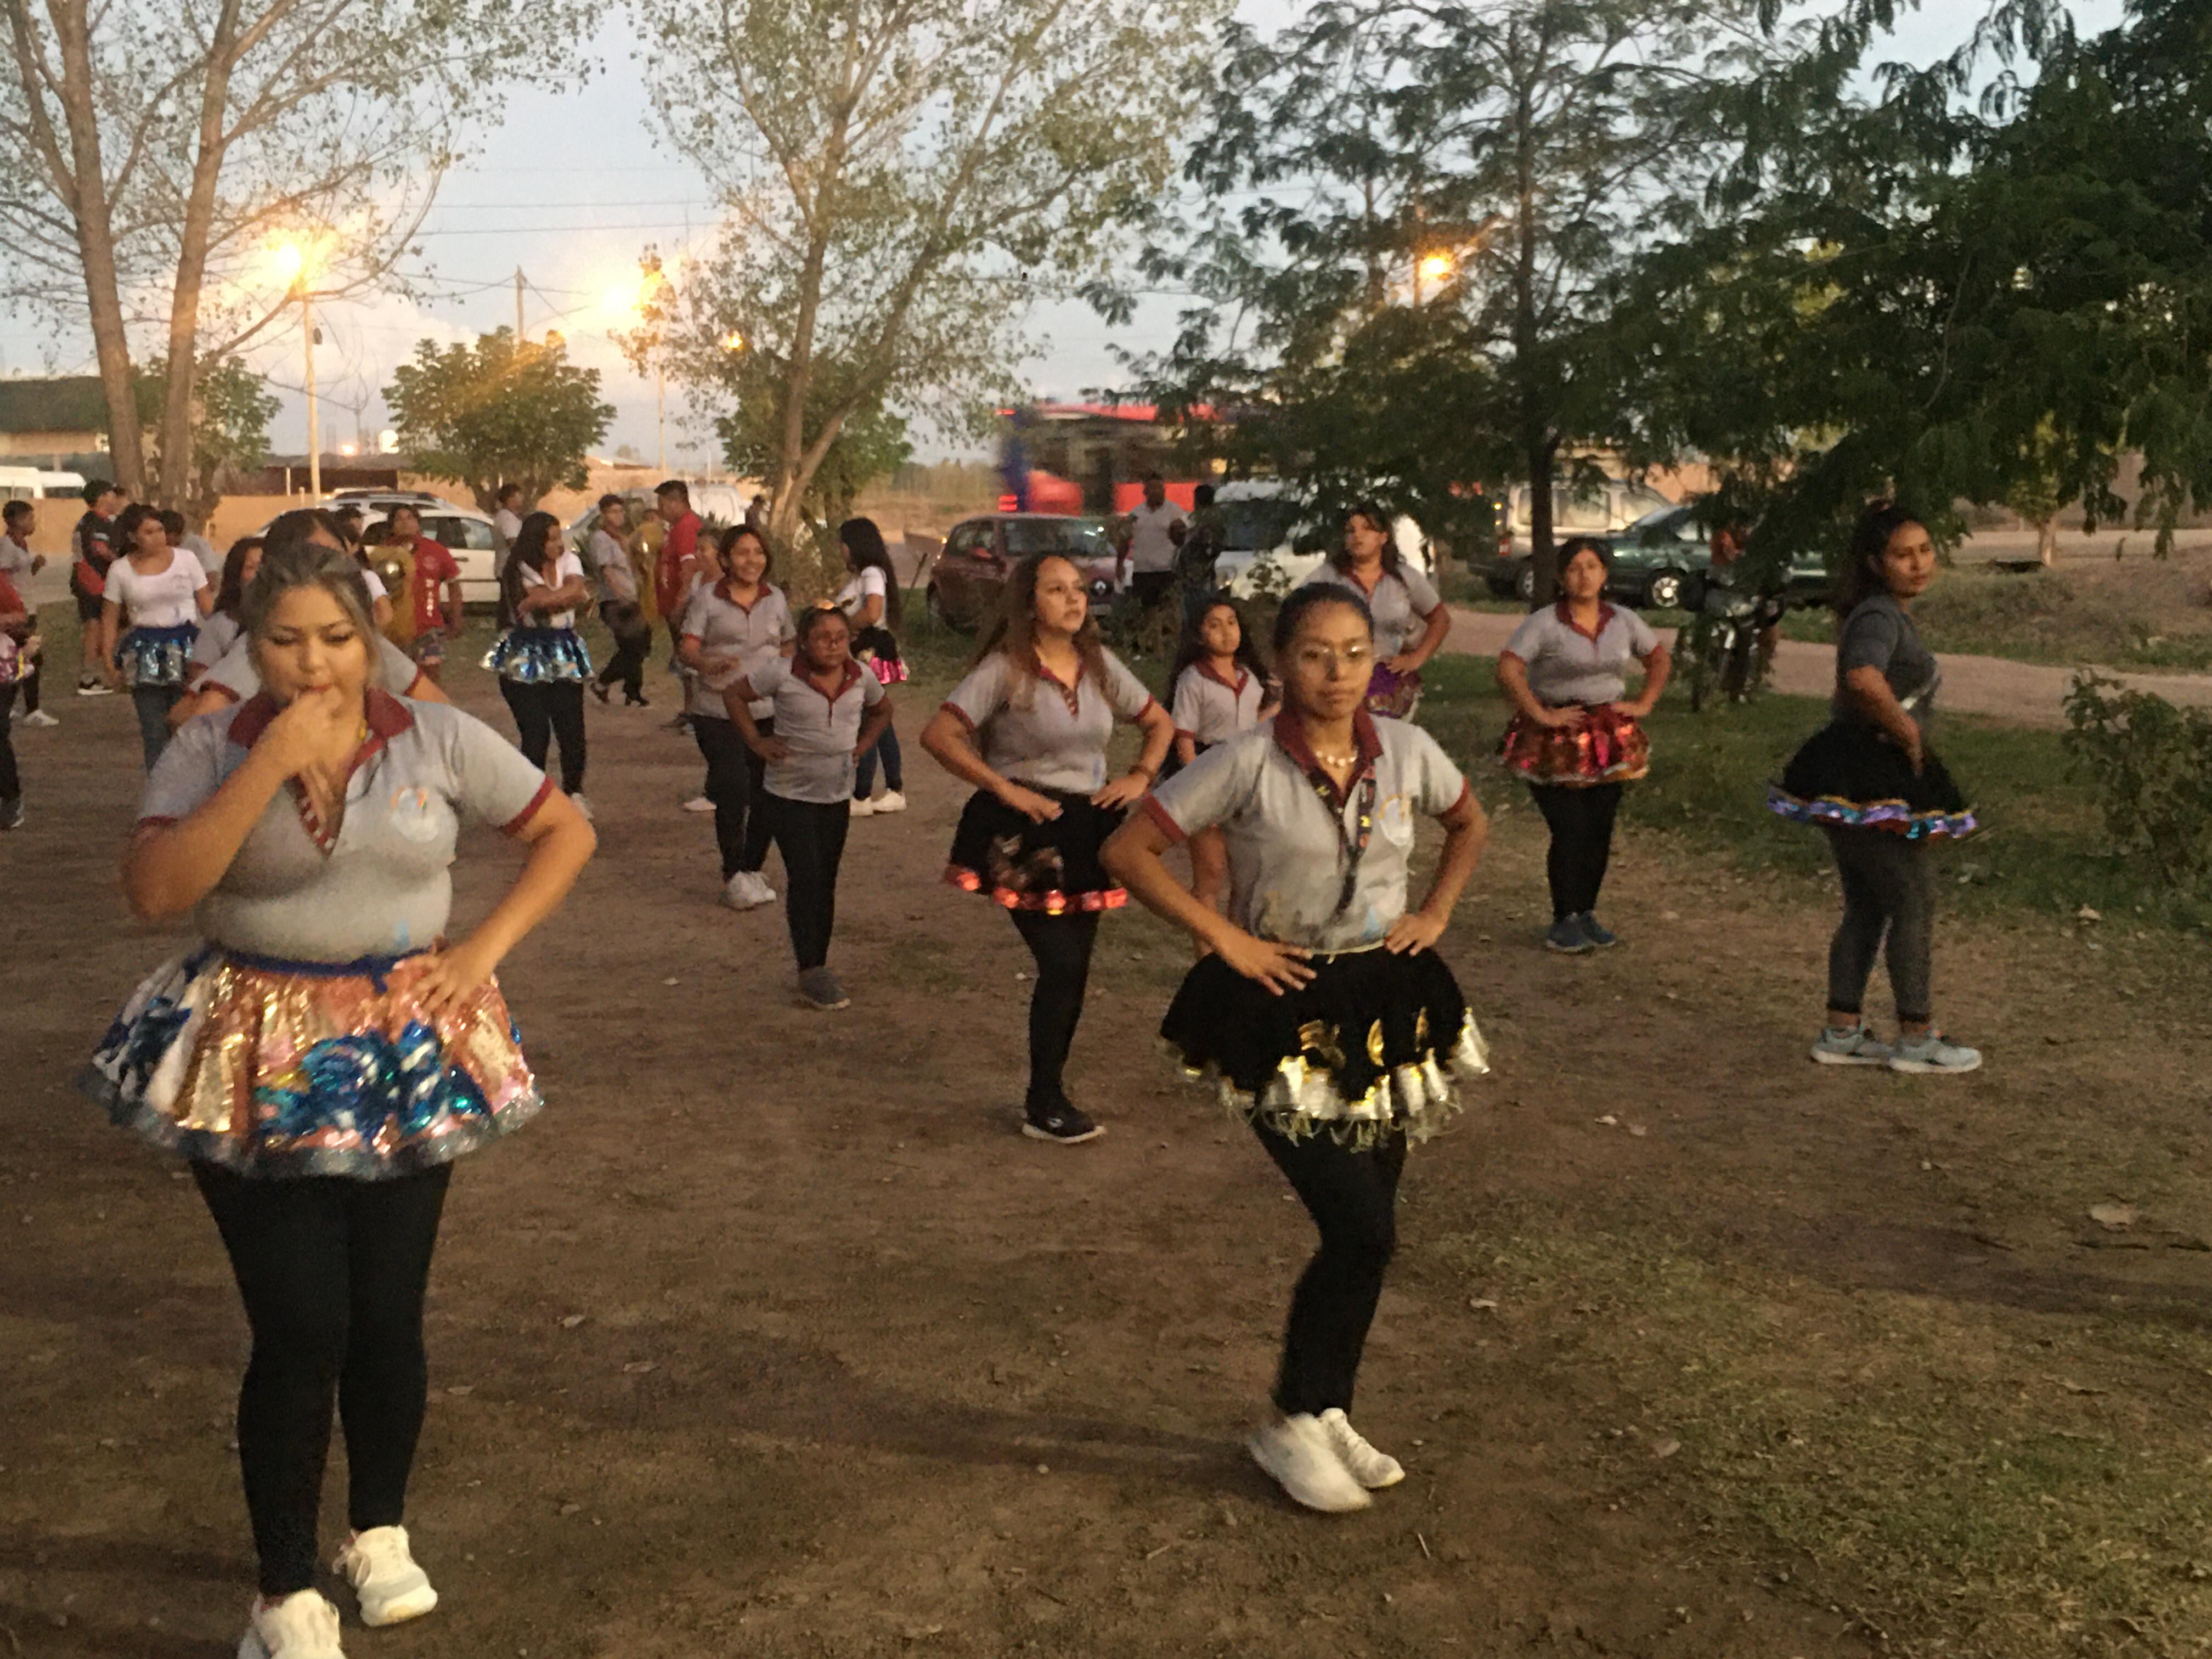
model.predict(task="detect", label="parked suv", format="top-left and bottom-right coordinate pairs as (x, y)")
top-left (1207, 481), bottom-right (1434, 600)
top-left (924, 514), bottom-right (1121, 631)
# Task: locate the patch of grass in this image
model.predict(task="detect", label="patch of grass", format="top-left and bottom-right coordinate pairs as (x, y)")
top-left (1415, 653), bottom-right (2196, 930)
top-left (1426, 1217), bottom-right (2212, 1658)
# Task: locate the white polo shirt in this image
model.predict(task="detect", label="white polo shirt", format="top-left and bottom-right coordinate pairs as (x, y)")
top-left (1125, 502), bottom-right (1186, 574)
top-left (1170, 661), bottom-right (1266, 746)
top-left (681, 581), bottom-right (794, 720)
top-left (1143, 709), bottom-right (1469, 952)
top-left (941, 647), bottom-right (1156, 794)
top-left (743, 657), bottom-right (887, 804)
top-left (1300, 560), bottom-right (1444, 659)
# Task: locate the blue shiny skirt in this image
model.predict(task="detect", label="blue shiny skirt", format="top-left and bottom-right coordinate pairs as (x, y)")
top-left (484, 626), bottom-right (592, 683)
top-left (117, 623), bottom-right (199, 689)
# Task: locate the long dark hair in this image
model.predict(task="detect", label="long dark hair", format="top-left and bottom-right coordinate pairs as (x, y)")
top-left (500, 510), bottom-right (565, 625)
top-left (839, 516), bottom-right (902, 630)
top-left (1327, 499), bottom-right (1403, 577)
top-left (215, 537), bottom-right (264, 616)
top-left (114, 502), bottom-right (162, 557)
top-left (1837, 501), bottom-right (1923, 616)
top-left (1172, 591), bottom-right (1269, 686)
top-left (974, 552), bottom-right (1109, 695)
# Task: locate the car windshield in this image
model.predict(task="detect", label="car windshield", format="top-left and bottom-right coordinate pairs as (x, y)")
top-left (1620, 505), bottom-right (1694, 541)
top-left (1219, 498), bottom-right (1303, 551)
top-left (1004, 518), bottom-right (1111, 558)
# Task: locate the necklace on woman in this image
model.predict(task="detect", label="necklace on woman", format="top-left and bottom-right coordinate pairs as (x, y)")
top-left (1313, 747), bottom-right (1358, 768)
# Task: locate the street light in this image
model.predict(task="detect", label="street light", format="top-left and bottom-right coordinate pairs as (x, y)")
top-left (270, 238), bottom-right (322, 499)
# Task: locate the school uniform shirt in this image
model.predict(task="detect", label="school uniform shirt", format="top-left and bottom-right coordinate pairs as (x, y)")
top-left (1833, 593), bottom-right (1940, 725)
top-left (589, 528), bottom-right (637, 605)
top-left (359, 566), bottom-right (390, 611)
top-left (836, 565), bottom-right (889, 625)
top-left (105, 549), bottom-right (207, 628)
top-left (1170, 660), bottom-right (1266, 747)
top-left (940, 648), bottom-right (1158, 794)
top-left (1300, 561), bottom-right (1444, 659)
top-left (1125, 502), bottom-right (1186, 575)
top-left (493, 507), bottom-right (523, 549)
top-left (1143, 708), bottom-right (1470, 953)
top-left (747, 657), bottom-right (887, 803)
top-left (1499, 601), bottom-right (1659, 707)
top-left (199, 635), bottom-right (427, 704)
top-left (518, 550), bottom-right (588, 630)
top-left (140, 690), bottom-right (553, 963)
top-left (402, 535), bottom-right (462, 633)
top-left (680, 580), bottom-right (794, 720)
top-left (182, 533), bottom-right (221, 578)
top-left (188, 612), bottom-right (245, 679)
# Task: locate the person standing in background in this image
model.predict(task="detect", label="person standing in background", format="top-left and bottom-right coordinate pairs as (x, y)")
top-left (837, 516), bottom-right (907, 817)
top-left (383, 505), bottom-right (463, 686)
top-left (654, 478), bottom-right (704, 733)
top-left (102, 503), bottom-right (213, 769)
top-left (167, 511), bottom-right (222, 579)
top-left (492, 484), bottom-right (525, 557)
top-left (588, 495), bottom-right (653, 708)
top-left (679, 524), bottom-right (793, 910)
top-left (484, 512), bottom-right (594, 820)
top-left (72, 478), bottom-right (122, 695)
top-left (1176, 483), bottom-right (1227, 627)
top-left (0, 499), bottom-right (53, 727)
top-left (0, 552), bottom-right (30, 826)
top-left (1298, 502), bottom-right (1449, 719)
top-left (1118, 473), bottom-right (1186, 612)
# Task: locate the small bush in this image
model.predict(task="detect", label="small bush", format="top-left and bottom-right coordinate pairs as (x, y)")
top-left (2062, 673), bottom-right (2212, 891)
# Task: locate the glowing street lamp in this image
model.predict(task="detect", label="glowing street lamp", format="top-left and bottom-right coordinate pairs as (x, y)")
top-left (268, 238), bottom-right (323, 498)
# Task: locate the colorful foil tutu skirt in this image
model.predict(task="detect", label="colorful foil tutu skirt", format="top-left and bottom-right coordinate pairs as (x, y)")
top-left (1769, 720), bottom-right (1977, 839)
top-left (945, 787), bottom-right (1127, 913)
top-left (856, 625), bottom-right (909, 686)
top-left (81, 946), bottom-right (543, 1178)
top-left (1363, 662), bottom-right (1421, 719)
top-left (1501, 706), bottom-right (1650, 786)
top-left (1161, 946), bottom-right (1487, 1147)
top-left (116, 623), bottom-right (199, 690)
top-left (483, 626), bottom-right (593, 683)
top-left (0, 631), bottom-right (31, 685)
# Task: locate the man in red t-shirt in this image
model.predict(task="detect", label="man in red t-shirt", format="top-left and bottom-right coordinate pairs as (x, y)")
top-left (653, 478), bottom-right (702, 629)
top-left (386, 503), bottom-right (464, 684)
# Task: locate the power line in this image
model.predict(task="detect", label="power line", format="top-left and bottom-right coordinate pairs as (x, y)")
top-left (406, 220), bottom-right (710, 238)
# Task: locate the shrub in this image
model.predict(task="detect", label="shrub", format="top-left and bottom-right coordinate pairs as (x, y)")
top-left (2062, 673), bottom-right (2212, 891)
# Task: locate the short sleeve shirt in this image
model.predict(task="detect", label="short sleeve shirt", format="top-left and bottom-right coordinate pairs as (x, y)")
top-left (73, 512), bottom-right (115, 596)
top-left (1835, 594), bottom-right (1939, 724)
top-left (681, 581), bottom-right (794, 720)
top-left (520, 550), bottom-right (588, 630)
top-left (1300, 561), bottom-right (1443, 658)
top-left (589, 529), bottom-right (636, 605)
top-left (745, 658), bottom-right (887, 803)
top-left (836, 565), bottom-right (889, 627)
top-left (656, 512), bottom-right (702, 616)
top-left (139, 692), bottom-right (552, 963)
top-left (940, 648), bottom-right (1157, 793)
top-left (493, 508), bottom-right (523, 549)
top-left (1144, 712), bottom-right (1470, 952)
top-left (189, 611), bottom-right (244, 678)
top-left (1125, 503), bottom-right (1186, 574)
top-left (201, 634), bottom-right (422, 704)
top-left (408, 537), bottom-right (461, 633)
top-left (1500, 602), bottom-right (1658, 707)
top-left (1171, 662), bottom-right (1266, 746)
top-left (0, 535), bottom-right (37, 579)
top-left (105, 549), bottom-right (207, 629)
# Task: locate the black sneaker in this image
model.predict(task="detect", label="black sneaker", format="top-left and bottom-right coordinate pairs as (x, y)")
top-left (0, 795), bottom-right (20, 830)
top-left (1022, 1102), bottom-right (1104, 1144)
top-left (1577, 912), bottom-right (1619, 948)
top-left (624, 692), bottom-right (651, 708)
top-left (590, 681), bottom-right (611, 705)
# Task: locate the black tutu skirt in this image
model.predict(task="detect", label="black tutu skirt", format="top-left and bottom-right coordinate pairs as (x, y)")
top-left (1768, 720), bottom-right (1977, 839)
top-left (1161, 947), bottom-right (1488, 1147)
top-left (945, 787), bottom-right (1127, 913)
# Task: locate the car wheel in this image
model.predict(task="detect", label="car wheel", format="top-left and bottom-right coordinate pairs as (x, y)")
top-left (1514, 564), bottom-right (1536, 602)
top-left (926, 584), bottom-right (969, 634)
top-left (1645, 569), bottom-right (1685, 611)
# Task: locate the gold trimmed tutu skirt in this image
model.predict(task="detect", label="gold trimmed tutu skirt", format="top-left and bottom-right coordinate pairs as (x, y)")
top-left (81, 946), bottom-right (542, 1178)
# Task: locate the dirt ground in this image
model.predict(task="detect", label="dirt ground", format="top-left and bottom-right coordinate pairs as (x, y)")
top-left (0, 663), bottom-right (2196, 1659)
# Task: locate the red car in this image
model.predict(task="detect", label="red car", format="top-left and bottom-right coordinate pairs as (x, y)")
top-left (924, 512), bottom-right (1122, 631)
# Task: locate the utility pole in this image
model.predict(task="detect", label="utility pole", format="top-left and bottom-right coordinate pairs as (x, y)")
top-left (515, 267), bottom-right (526, 341)
top-left (657, 369), bottom-right (667, 473)
top-left (301, 284), bottom-right (320, 501)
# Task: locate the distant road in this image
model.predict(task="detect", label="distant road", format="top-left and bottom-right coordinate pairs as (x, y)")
top-left (1442, 608), bottom-right (2212, 729)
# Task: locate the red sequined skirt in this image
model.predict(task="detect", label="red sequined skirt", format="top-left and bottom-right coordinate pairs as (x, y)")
top-left (1500, 707), bottom-right (1650, 786)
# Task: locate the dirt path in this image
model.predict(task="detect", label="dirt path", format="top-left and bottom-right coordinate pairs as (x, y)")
top-left (0, 668), bottom-right (2190, 1658)
top-left (1443, 606), bottom-right (2212, 725)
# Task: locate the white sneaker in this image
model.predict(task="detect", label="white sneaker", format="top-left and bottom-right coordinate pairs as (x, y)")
top-left (20, 709), bottom-right (57, 727)
top-left (872, 789), bottom-right (907, 814)
top-left (1247, 1413), bottom-right (1372, 1513)
top-left (238, 1589), bottom-right (345, 1658)
top-left (332, 1525), bottom-right (437, 1627)
top-left (721, 871), bottom-right (776, 911)
top-left (569, 794), bottom-right (594, 822)
top-left (682, 795), bottom-right (715, 814)
top-left (850, 795), bottom-right (877, 817)
top-left (1317, 1408), bottom-right (1406, 1488)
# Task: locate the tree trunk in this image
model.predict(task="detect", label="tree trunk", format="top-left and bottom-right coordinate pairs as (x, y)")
top-left (1508, 22), bottom-right (1558, 608)
top-left (1527, 434), bottom-right (1560, 606)
top-left (2037, 516), bottom-right (2057, 567)
top-left (156, 32), bottom-right (238, 516)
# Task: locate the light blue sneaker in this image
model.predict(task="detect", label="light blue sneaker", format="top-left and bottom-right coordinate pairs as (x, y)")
top-left (1889, 1031), bottom-right (1982, 1075)
top-left (1810, 1025), bottom-right (1894, 1067)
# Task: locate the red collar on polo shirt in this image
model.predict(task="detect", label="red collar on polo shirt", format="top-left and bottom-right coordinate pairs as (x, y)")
top-left (1195, 658), bottom-right (1249, 694)
top-left (795, 658), bottom-right (866, 702)
top-left (1028, 652), bottom-right (1084, 717)
top-left (1271, 704), bottom-right (1381, 804)
top-left (714, 577), bottom-right (775, 612)
top-left (229, 686), bottom-right (414, 751)
top-left (1553, 599), bottom-right (1616, 644)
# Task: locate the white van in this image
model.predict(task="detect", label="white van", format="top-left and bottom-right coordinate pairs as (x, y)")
top-left (1504, 478), bottom-right (1673, 552)
top-left (35, 470), bottom-right (85, 499)
top-left (1209, 481), bottom-right (1432, 600)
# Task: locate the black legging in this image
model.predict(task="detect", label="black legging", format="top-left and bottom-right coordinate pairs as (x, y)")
top-left (764, 793), bottom-right (850, 969)
top-left (595, 599), bottom-right (652, 701)
top-left (193, 1161), bottom-right (453, 1598)
top-left (499, 678), bottom-right (586, 794)
top-left (691, 715), bottom-right (775, 878)
top-left (0, 682), bottom-right (18, 799)
top-left (1824, 825), bottom-right (1934, 1024)
top-left (1008, 909), bottom-right (1101, 1114)
top-left (1528, 782), bottom-right (1622, 921)
top-left (1256, 1122), bottom-right (1407, 1417)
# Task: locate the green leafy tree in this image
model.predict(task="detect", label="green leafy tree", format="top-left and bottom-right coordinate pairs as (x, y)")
top-left (630, 0), bottom-right (1227, 580)
top-left (716, 363), bottom-right (912, 539)
top-left (385, 329), bottom-right (614, 512)
top-left (134, 357), bottom-right (279, 526)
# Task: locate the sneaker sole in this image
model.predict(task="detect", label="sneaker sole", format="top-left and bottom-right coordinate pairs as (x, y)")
top-left (1810, 1048), bottom-right (1892, 1067)
top-left (1020, 1122), bottom-right (1105, 1145)
top-left (1888, 1055), bottom-right (1983, 1075)
top-left (358, 1585), bottom-right (438, 1627)
top-left (797, 993), bottom-right (852, 1011)
top-left (1246, 1435), bottom-right (1372, 1513)
top-left (1543, 940), bottom-right (1593, 955)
